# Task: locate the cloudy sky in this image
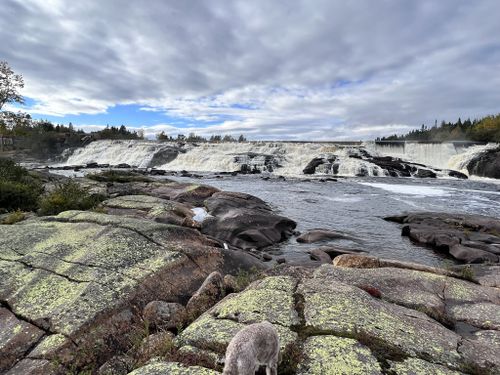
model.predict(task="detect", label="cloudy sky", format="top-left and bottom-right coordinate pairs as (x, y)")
top-left (1, 0), bottom-right (499, 140)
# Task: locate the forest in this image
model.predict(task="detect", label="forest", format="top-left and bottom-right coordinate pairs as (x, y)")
top-left (377, 114), bottom-right (500, 142)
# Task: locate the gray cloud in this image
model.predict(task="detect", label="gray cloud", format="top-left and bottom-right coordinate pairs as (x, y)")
top-left (1, 0), bottom-right (499, 139)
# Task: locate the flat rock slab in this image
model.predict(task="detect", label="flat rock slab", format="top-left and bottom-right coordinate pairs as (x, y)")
top-left (0, 211), bottom-right (224, 371)
top-left (388, 358), bottom-right (465, 374)
top-left (101, 194), bottom-right (198, 228)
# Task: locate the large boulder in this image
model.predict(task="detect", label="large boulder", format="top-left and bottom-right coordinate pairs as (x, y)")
top-left (466, 146), bottom-right (500, 179)
top-left (201, 192), bottom-right (296, 250)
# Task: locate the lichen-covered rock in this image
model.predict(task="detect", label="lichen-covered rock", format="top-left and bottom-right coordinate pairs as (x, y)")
top-left (0, 211), bottom-right (224, 372)
top-left (298, 276), bottom-right (462, 366)
top-left (316, 264), bottom-right (500, 328)
top-left (177, 276), bottom-right (299, 358)
top-left (100, 195), bottom-right (198, 228)
top-left (127, 361), bottom-right (221, 375)
top-left (143, 301), bottom-right (185, 329)
top-left (297, 335), bottom-right (382, 375)
top-left (388, 358), bottom-right (464, 374)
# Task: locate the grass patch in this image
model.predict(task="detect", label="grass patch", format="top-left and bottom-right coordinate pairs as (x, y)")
top-left (1, 210), bottom-right (26, 224)
top-left (87, 170), bottom-right (152, 183)
top-left (38, 180), bottom-right (106, 216)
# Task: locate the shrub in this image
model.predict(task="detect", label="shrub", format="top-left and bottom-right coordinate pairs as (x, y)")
top-left (38, 180), bottom-right (105, 216)
top-left (0, 158), bottom-right (43, 212)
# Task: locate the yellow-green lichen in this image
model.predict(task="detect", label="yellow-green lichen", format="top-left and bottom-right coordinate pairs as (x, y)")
top-left (388, 358), bottom-right (463, 374)
top-left (297, 335), bottom-right (382, 375)
top-left (128, 361), bottom-right (221, 375)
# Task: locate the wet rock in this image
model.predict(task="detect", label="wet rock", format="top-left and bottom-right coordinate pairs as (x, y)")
top-left (308, 248), bottom-right (332, 263)
top-left (312, 245), bottom-right (367, 259)
top-left (186, 272), bottom-right (225, 319)
top-left (448, 170), bottom-right (468, 179)
top-left (415, 168), bottom-right (437, 178)
top-left (262, 253), bottom-right (273, 261)
top-left (386, 212), bottom-right (500, 264)
top-left (201, 192), bottom-right (296, 250)
top-left (276, 257), bottom-right (286, 264)
top-left (296, 228), bottom-right (355, 243)
top-left (297, 335), bottom-right (382, 375)
top-left (466, 146), bottom-right (500, 179)
top-left (142, 301), bottom-right (185, 329)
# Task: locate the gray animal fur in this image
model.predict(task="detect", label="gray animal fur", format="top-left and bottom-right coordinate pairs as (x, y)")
top-left (222, 321), bottom-right (279, 375)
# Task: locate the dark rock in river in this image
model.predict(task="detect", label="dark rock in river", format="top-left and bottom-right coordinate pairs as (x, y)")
top-left (466, 146), bottom-right (500, 179)
top-left (386, 212), bottom-right (500, 264)
top-left (296, 228), bottom-right (356, 243)
top-left (201, 191), bottom-right (297, 250)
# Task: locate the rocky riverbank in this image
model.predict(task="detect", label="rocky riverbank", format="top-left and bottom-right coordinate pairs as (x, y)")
top-left (1, 171), bottom-right (499, 374)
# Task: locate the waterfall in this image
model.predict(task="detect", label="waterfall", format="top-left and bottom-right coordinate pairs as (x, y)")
top-left (365, 142), bottom-right (477, 169)
top-left (58, 140), bottom-right (497, 178)
top-left (62, 140), bottom-right (178, 168)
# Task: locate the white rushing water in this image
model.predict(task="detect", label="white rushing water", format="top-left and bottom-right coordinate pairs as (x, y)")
top-left (60, 140), bottom-right (497, 177)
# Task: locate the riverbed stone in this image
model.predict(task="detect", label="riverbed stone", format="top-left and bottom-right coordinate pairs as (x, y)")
top-left (296, 228), bottom-right (355, 243)
top-left (386, 212), bottom-right (500, 264)
top-left (297, 335), bottom-right (382, 375)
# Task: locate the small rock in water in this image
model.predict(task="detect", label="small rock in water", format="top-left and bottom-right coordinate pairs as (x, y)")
top-left (262, 253), bottom-right (273, 261)
top-left (297, 228), bottom-right (355, 243)
top-left (276, 257), bottom-right (286, 264)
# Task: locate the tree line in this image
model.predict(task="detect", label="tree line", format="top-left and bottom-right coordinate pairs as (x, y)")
top-left (157, 131), bottom-right (246, 143)
top-left (377, 115), bottom-right (500, 142)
